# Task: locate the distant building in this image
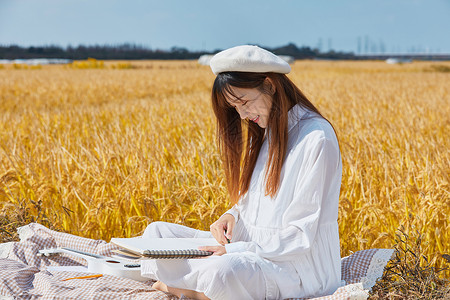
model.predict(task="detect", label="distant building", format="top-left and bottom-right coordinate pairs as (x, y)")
top-left (0, 58), bottom-right (72, 65)
top-left (198, 55), bottom-right (214, 66)
top-left (386, 58), bottom-right (412, 64)
top-left (278, 55), bottom-right (295, 64)
top-left (356, 53), bottom-right (450, 61)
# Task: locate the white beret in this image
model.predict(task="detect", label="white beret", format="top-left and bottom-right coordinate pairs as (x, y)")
top-left (210, 45), bottom-right (291, 75)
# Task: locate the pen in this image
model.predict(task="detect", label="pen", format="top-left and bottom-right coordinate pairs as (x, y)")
top-left (225, 230), bottom-right (231, 244)
top-left (62, 274), bottom-right (103, 281)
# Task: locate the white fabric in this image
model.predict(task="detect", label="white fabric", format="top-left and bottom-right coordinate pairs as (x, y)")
top-left (0, 243), bottom-right (12, 259)
top-left (360, 249), bottom-right (394, 290)
top-left (141, 104), bottom-right (343, 299)
top-left (338, 283), bottom-right (369, 300)
top-left (209, 45), bottom-right (291, 75)
top-left (220, 205), bottom-right (239, 223)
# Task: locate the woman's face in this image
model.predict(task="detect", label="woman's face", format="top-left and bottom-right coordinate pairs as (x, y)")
top-left (226, 86), bottom-right (273, 128)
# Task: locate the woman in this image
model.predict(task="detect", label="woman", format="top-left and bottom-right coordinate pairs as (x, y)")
top-left (142, 45), bottom-right (342, 299)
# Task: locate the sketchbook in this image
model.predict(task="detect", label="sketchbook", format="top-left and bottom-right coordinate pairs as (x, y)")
top-left (110, 237), bottom-right (219, 259)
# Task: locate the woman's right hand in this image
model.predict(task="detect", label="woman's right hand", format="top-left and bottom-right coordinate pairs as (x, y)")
top-left (210, 213), bottom-right (235, 245)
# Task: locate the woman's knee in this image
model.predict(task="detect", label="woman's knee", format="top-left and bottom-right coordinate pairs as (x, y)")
top-left (142, 221), bottom-right (170, 238)
top-left (198, 255), bottom-right (264, 299)
top-left (201, 255), bottom-right (243, 283)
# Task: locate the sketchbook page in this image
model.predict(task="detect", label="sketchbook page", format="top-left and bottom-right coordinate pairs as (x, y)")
top-left (110, 237), bottom-right (219, 255)
top-left (112, 249), bottom-right (142, 259)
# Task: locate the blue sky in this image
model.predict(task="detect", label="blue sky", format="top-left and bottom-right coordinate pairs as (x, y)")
top-left (0, 0), bottom-right (449, 53)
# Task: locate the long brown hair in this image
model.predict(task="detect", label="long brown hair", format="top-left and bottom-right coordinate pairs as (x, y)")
top-left (211, 72), bottom-right (325, 205)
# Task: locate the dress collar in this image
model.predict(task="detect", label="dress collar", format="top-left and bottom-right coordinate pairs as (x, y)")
top-left (264, 104), bottom-right (309, 138)
top-left (287, 104), bottom-right (309, 132)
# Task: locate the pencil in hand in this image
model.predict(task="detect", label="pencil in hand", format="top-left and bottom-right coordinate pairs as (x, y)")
top-left (224, 230), bottom-right (231, 244)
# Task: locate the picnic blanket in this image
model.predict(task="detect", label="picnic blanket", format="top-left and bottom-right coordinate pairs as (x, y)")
top-left (0, 223), bottom-right (394, 299)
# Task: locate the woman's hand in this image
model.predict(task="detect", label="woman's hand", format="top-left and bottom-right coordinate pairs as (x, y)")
top-left (209, 213), bottom-right (235, 245)
top-left (198, 245), bottom-right (227, 256)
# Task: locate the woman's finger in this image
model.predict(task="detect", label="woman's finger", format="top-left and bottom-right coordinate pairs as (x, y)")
top-left (210, 226), bottom-right (227, 245)
top-left (210, 222), bottom-right (229, 245)
top-left (225, 220), bottom-right (234, 240)
top-left (198, 246), bottom-right (226, 256)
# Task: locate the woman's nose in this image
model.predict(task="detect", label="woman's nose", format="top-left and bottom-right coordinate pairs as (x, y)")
top-left (236, 106), bottom-right (249, 120)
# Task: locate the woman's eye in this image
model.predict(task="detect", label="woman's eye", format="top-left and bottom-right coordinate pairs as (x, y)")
top-left (241, 101), bottom-right (248, 106)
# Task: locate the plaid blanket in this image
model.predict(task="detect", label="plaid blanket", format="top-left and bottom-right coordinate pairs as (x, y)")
top-left (0, 223), bottom-right (393, 299)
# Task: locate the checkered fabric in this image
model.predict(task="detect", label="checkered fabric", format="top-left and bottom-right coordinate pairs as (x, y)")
top-left (0, 223), bottom-right (393, 300)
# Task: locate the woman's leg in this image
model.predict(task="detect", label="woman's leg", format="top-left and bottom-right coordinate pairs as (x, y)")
top-left (142, 221), bottom-right (213, 296)
top-left (148, 254), bottom-right (270, 300)
top-left (193, 254), bottom-right (269, 299)
top-left (143, 221), bottom-right (271, 299)
top-left (142, 221), bottom-right (212, 239)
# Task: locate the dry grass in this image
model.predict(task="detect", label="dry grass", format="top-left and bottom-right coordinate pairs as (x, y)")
top-left (1, 60), bottom-right (449, 291)
top-left (370, 227), bottom-right (450, 299)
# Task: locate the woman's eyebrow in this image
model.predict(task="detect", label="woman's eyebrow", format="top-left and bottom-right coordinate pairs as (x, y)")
top-left (233, 94), bottom-right (250, 102)
top-left (226, 95), bottom-right (245, 104)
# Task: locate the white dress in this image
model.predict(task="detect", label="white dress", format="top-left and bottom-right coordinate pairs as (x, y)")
top-left (141, 104), bottom-right (343, 299)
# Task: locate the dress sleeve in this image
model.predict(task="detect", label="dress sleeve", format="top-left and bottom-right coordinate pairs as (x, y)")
top-left (225, 137), bottom-right (341, 262)
top-left (221, 205), bottom-right (240, 223)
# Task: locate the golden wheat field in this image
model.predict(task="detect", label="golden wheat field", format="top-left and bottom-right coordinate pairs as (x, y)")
top-left (0, 59), bottom-right (449, 271)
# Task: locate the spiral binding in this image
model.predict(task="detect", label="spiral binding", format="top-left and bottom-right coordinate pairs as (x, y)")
top-left (142, 249), bottom-right (213, 259)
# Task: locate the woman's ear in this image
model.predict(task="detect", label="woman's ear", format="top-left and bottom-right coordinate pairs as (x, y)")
top-left (264, 77), bottom-right (276, 95)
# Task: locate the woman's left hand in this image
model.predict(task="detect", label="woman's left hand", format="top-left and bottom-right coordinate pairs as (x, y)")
top-left (198, 245), bottom-right (227, 256)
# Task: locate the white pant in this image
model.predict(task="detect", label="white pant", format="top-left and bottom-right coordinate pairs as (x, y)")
top-left (141, 221), bottom-right (277, 300)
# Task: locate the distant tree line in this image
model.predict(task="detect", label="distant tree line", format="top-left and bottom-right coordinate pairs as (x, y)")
top-left (271, 43), bottom-right (355, 59)
top-left (0, 43), bottom-right (356, 60)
